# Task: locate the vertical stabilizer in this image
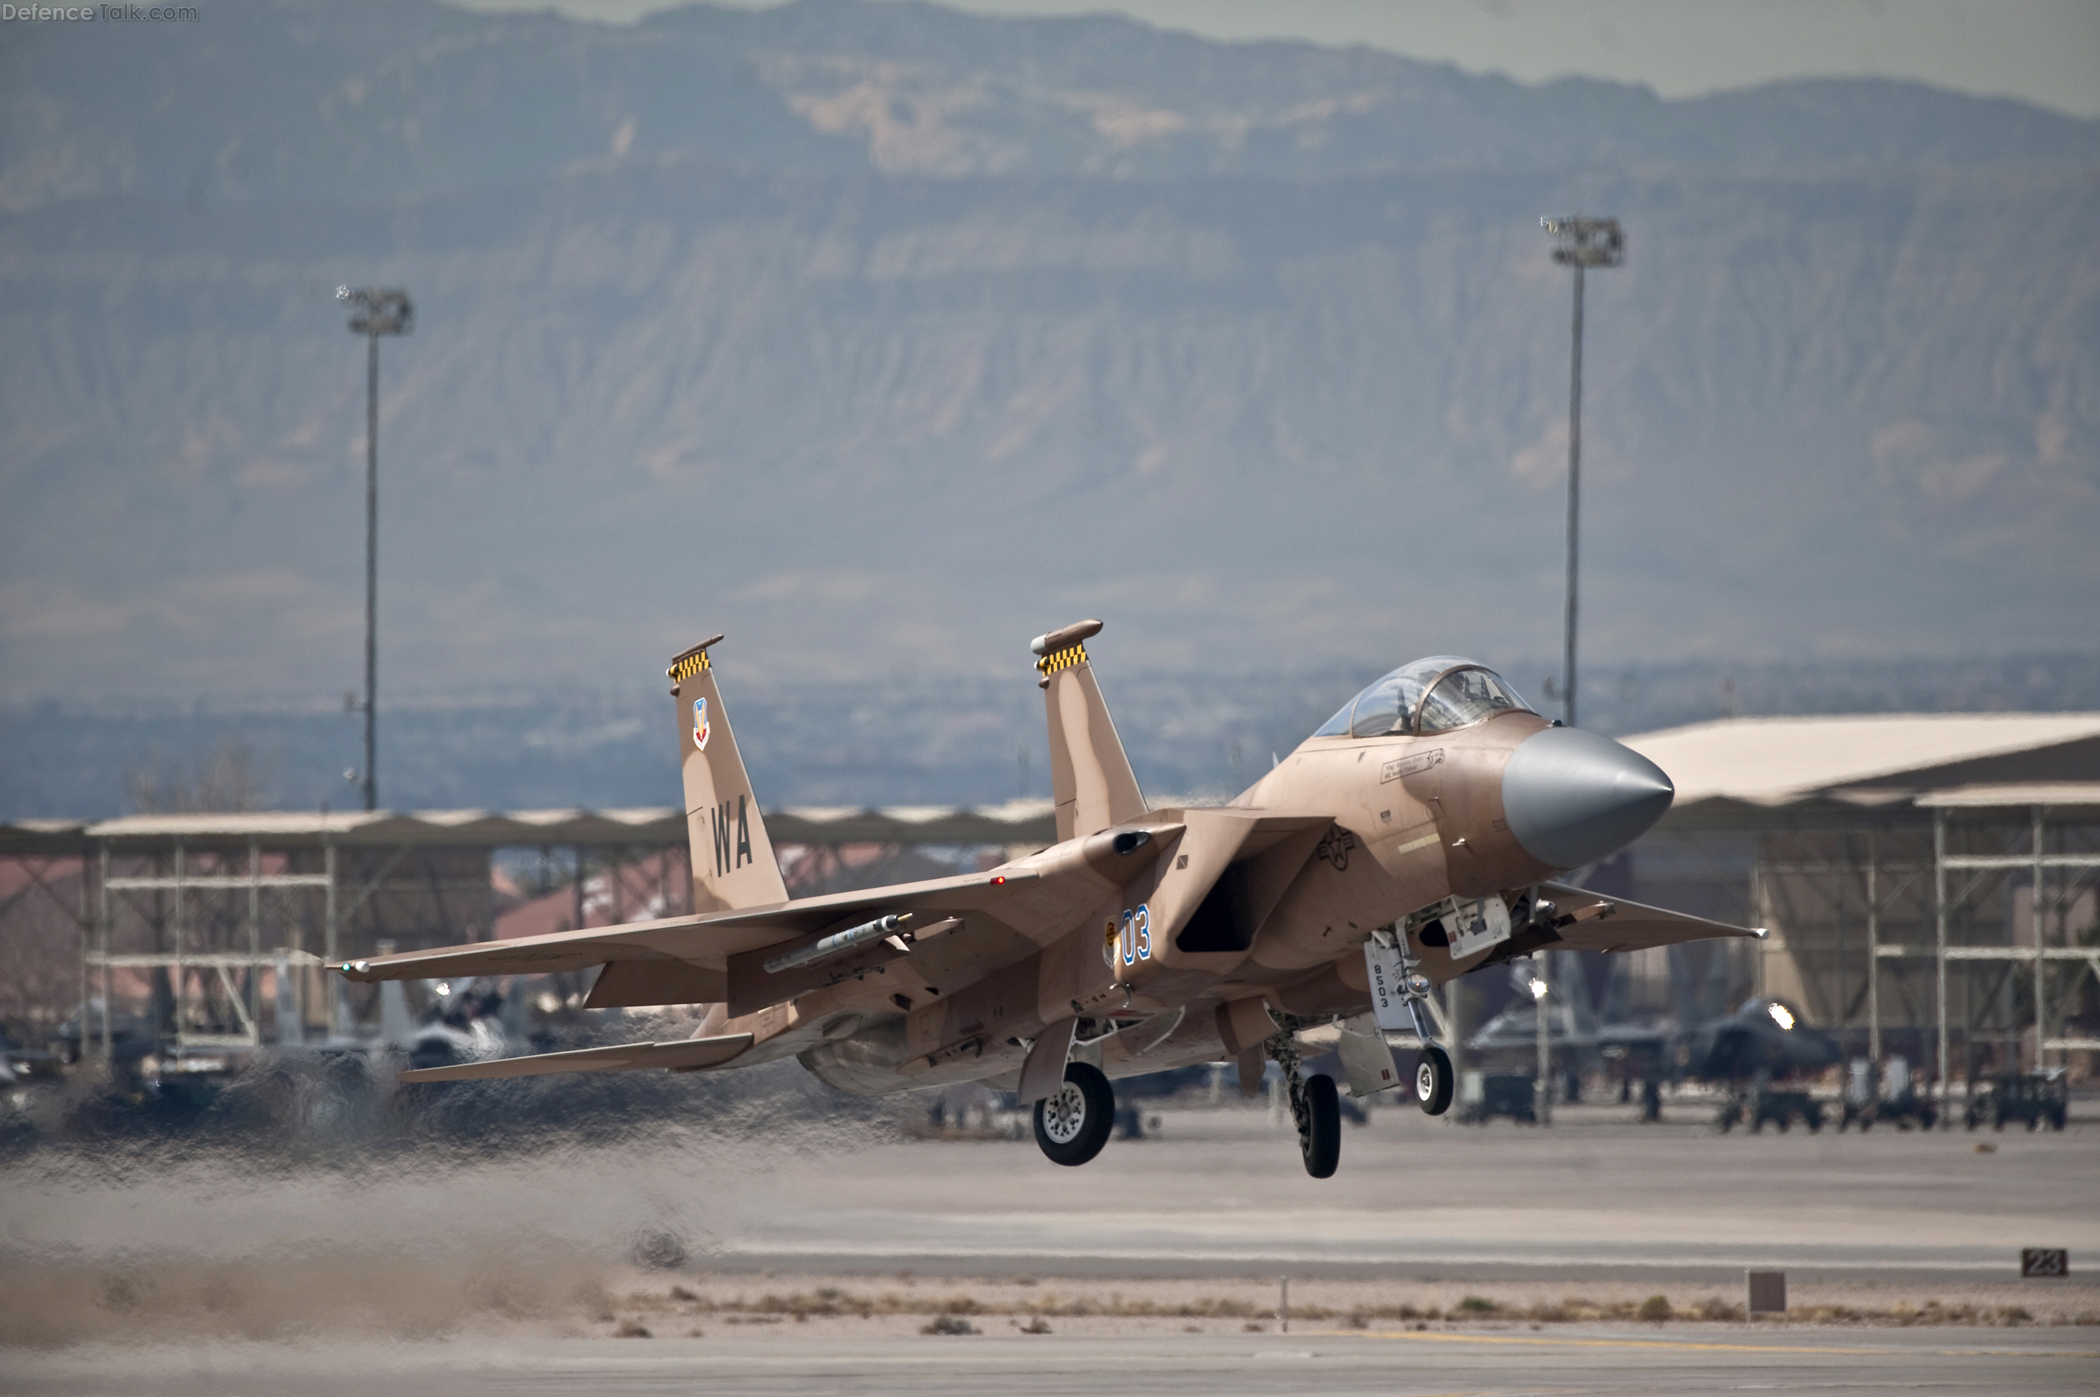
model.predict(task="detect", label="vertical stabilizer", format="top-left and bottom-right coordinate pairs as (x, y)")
top-left (1032, 620), bottom-right (1147, 843)
top-left (669, 638), bottom-right (788, 913)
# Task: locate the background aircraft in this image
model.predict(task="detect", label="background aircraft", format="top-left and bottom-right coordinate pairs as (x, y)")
top-left (340, 622), bottom-right (1759, 1177)
top-left (1468, 957), bottom-right (1841, 1091)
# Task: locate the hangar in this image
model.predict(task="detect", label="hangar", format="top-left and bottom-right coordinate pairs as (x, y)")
top-left (1612, 713), bottom-right (2100, 1094)
top-left (4, 714), bottom-right (2095, 1111)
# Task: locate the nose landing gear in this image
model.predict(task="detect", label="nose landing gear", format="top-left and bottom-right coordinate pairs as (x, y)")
top-left (1368, 922), bottom-right (1457, 1116)
top-left (1415, 1042), bottom-right (1455, 1115)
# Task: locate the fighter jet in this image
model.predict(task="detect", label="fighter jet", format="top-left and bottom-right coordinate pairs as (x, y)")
top-left (1676, 996), bottom-right (1842, 1083)
top-left (337, 623), bottom-right (1759, 1177)
top-left (1469, 987), bottom-right (1840, 1096)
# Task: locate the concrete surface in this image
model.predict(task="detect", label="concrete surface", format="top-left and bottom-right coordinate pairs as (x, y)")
top-left (6, 1094), bottom-right (2098, 1391)
top-left (8, 1326), bottom-right (2098, 1396)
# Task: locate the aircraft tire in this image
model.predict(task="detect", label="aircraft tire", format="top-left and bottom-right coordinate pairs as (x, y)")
top-left (1033, 1062), bottom-right (1115, 1167)
top-left (1300, 1073), bottom-right (1341, 1179)
top-left (1414, 1043), bottom-right (1455, 1116)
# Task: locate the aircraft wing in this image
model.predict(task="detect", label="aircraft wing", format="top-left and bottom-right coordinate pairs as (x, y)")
top-left (399, 1033), bottom-right (755, 1082)
top-left (334, 866), bottom-right (1044, 1005)
top-left (1536, 882), bottom-right (1764, 954)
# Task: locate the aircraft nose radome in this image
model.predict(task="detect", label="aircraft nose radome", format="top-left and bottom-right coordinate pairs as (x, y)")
top-left (1501, 727), bottom-right (1674, 871)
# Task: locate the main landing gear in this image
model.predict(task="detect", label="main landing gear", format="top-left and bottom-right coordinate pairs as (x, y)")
top-left (1268, 1031), bottom-right (1341, 1178)
top-left (1297, 1072), bottom-right (1341, 1178)
top-left (1033, 1061), bottom-right (1115, 1166)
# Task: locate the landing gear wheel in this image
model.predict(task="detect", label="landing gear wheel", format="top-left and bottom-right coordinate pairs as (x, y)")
top-left (1298, 1073), bottom-right (1341, 1179)
top-left (1415, 1043), bottom-right (1455, 1116)
top-left (1033, 1061), bottom-right (1115, 1167)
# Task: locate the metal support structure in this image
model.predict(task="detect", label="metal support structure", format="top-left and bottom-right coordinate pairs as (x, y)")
top-left (1932, 812), bottom-right (1949, 1125)
top-left (1752, 860), bottom-right (1771, 1002)
top-left (1866, 832), bottom-right (1881, 1064)
top-left (76, 853), bottom-right (90, 1065)
top-left (324, 839), bottom-right (340, 1036)
top-left (364, 329), bottom-right (378, 810)
top-left (1859, 804), bottom-right (2100, 1090)
top-left (574, 845), bottom-right (587, 931)
top-left (2033, 807), bottom-right (2047, 1070)
top-left (1540, 215), bottom-right (1622, 728)
top-left (1536, 978), bottom-right (1552, 1125)
top-left (247, 839), bottom-right (263, 1036)
top-left (98, 843), bottom-right (112, 1061)
top-left (1563, 260), bottom-right (1583, 728)
top-left (172, 839), bottom-right (185, 1043)
top-left (322, 840), bottom-right (338, 966)
top-left (97, 850), bottom-right (333, 1051)
top-left (12, 808), bottom-right (766, 1049)
top-left (339, 287), bottom-right (413, 812)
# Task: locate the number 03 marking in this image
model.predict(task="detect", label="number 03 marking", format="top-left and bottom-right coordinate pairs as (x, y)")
top-left (1119, 904), bottom-right (1152, 965)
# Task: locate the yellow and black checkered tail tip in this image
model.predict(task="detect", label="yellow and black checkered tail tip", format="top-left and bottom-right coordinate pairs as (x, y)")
top-left (667, 634), bottom-right (726, 686)
top-left (1031, 619), bottom-right (1104, 678)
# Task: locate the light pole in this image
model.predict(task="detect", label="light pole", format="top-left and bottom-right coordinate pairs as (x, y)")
top-left (1539, 217), bottom-right (1622, 729)
top-left (1527, 962), bottom-right (1552, 1125)
top-left (339, 287), bottom-right (413, 812)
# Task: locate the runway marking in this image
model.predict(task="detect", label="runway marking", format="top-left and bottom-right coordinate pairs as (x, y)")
top-left (1336, 1329), bottom-right (2100, 1360)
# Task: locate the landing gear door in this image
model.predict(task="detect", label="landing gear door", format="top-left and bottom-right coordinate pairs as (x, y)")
top-left (1447, 895), bottom-right (1512, 960)
top-left (1364, 936), bottom-right (1414, 1033)
top-left (1334, 1014), bottom-right (1402, 1097)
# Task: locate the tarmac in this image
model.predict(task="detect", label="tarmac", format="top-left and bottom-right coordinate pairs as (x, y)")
top-left (700, 1099), bottom-right (2100, 1287)
top-left (9, 1326), bottom-right (2098, 1396)
top-left (5, 1094), bottom-right (2098, 1393)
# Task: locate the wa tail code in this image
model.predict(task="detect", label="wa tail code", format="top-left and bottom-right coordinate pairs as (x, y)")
top-left (710, 794), bottom-right (755, 876)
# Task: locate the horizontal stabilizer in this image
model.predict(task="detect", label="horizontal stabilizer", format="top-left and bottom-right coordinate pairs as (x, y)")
top-left (334, 911), bottom-right (749, 989)
top-left (398, 1033), bottom-right (754, 1082)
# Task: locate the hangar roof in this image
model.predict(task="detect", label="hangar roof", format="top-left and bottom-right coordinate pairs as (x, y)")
top-left (7, 716), bottom-right (2097, 853)
top-left (1914, 782), bottom-right (2100, 811)
top-left (1619, 713), bottom-right (2100, 824)
top-left (0, 802), bottom-right (1058, 855)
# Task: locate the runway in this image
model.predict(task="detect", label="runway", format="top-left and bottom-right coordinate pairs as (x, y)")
top-left (5, 1096), bottom-right (2096, 1389)
top-left (9, 1326), bottom-right (2097, 1396)
top-left (15, 1102), bottom-right (2092, 1286)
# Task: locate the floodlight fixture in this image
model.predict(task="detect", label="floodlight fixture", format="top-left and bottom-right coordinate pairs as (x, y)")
top-left (1542, 215), bottom-right (1624, 270)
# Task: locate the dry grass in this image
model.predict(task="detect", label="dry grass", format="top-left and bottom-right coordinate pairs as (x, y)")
top-left (3, 1263), bottom-right (2091, 1349)
top-left (611, 1279), bottom-right (2084, 1331)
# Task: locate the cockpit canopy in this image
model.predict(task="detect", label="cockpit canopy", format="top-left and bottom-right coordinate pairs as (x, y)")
top-left (1314, 656), bottom-right (1534, 739)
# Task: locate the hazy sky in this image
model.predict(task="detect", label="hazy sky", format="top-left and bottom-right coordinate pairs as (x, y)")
top-left (449, 0), bottom-right (2100, 118)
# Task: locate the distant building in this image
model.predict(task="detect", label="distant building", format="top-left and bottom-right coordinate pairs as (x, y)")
top-left (1608, 714), bottom-right (2100, 1081)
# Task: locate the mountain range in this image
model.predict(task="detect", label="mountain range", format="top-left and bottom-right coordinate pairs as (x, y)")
top-left (1, 0), bottom-right (2095, 799)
